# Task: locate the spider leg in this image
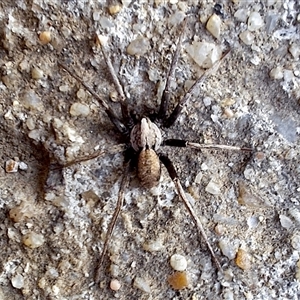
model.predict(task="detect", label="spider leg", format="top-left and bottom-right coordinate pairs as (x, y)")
top-left (159, 154), bottom-right (223, 272)
top-left (58, 62), bottom-right (129, 135)
top-left (163, 139), bottom-right (252, 152)
top-left (164, 49), bottom-right (231, 128)
top-left (94, 160), bottom-right (131, 284)
top-left (96, 35), bottom-right (134, 129)
top-left (158, 18), bottom-right (187, 121)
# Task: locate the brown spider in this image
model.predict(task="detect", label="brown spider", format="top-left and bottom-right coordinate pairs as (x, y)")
top-left (56, 19), bottom-right (251, 284)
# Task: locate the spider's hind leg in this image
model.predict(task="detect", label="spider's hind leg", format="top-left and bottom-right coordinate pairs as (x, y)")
top-left (159, 154), bottom-right (223, 272)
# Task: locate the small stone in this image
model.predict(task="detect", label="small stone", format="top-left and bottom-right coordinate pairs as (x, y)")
top-left (170, 254), bottom-right (187, 271)
top-left (133, 277), bottom-right (151, 293)
top-left (70, 102), bottom-right (90, 117)
top-left (206, 14), bottom-right (222, 39)
top-left (31, 66), bottom-right (44, 79)
top-left (235, 249), bottom-right (251, 270)
top-left (279, 214), bottom-right (293, 230)
top-left (39, 31), bottom-right (51, 45)
top-left (21, 89), bottom-right (43, 111)
top-left (185, 41), bottom-right (222, 69)
top-left (168, 272), bottom-right (188, 290)
top-left (289, 43), bottom-right (300, 59)
top-left (234, 9), bottom-right (248, 22)
top-left (143, 239), bottom-right (164, 252)
top-left (269, 66), bottom-right (283, 80)
top-left (291, 233), bottom-right (300, 251)
top-left (127, 36), bottom-right (150, 56)
top-left (5, 159), bottom-right (18, 173)
top-left (108, 5), bottom-right (122, 15)
top-left (219, 239), bottom-right (237, 260)
top-left (11, 274), bottom-right (24, 289)
top-left (26, 117), bottom-right (35, 130)
top-left (247, 12), bottom-right (264, 32)
top-left (110, 279), bottom-right (121, 291)
top-left (23, 232), bottom-right (45, 249)
top-left (266, 13), bottom-right (278, 34)
top-left (239, 30), bottom-right (255, 45)
top-left (205, 180), bottom-right (221, 195)
top-left (18, 161), bottom-right (28, 171)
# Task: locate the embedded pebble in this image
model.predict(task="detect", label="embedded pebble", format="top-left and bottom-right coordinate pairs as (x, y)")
top-left (5, 159), bottom-right (18, 173)
top-left (143, 239), bottom-right (164, 252)
top-left (9, 201), bottom-right (35, 222)
top-left (70, 102), bottom-right (90, 117)
top-left (235, 249), bottom-right (251, 270)
top-left (39, 31), bottom-right (51, 44)
top-left (11, 274), bottom-right (24, 289)
top-left (289, 43), bottom-right (300, 59)
top-left (31, 66), bottom-right (44, 79)
top-left (26, 117), bottom-right (35, 130)
top-left (170, 254), bottom-right (187, 271)
top-left (239, 30), bottom-right (255, 45)
top-left (23, 232), bottom-right (45, 249)
top-left (18, 161), bottom-right (28, 171)
top-left (110, 279), bottom-right (121, 291)
top-left (206, 14), bottom-right (222, 39)
top-left (133, 277), bottom-right (151, 293)
top-left (291, 233), bottom-right (300, 251)
top-left (266, 13), bottom-right (278, 34)
top-left (127, 36), bottom-right (150, 56)
top-left (108, 5), bottom-right (122, 15)
top-left (296, 260), bottom-right (300, 281)
top-left (205, 180), bottom-right (221, 195)
top-left (185, 41), bottom-right (222, 69)
top-left (279, 214), bottom-right (293, 230)
top-left (21, 89), bottom-right (43, 111)
top-left (248, 12), bottom-right (264, 31)
top-left (234, 9), bottom-right (248, 22)
top-left (168, 272), bottom-right (188, 290)
top-left (269, 66), bottom-right (284, 80)
top-left (219, 239), bottom-right (237, 259)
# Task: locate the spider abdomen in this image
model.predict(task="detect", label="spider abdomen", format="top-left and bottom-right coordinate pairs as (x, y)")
top-left (138, 149), bottom-right (161, 188)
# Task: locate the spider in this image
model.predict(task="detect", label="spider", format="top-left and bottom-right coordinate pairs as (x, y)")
top-left (56, 19), bottom-right (251, 284)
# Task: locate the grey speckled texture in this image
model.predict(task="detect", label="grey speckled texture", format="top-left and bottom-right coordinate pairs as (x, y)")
top-left (1, 1), bottom-right (300, 299)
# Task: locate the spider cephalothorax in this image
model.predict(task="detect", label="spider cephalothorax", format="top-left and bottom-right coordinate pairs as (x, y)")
top-left (57, 19), bottom-right (252, 285)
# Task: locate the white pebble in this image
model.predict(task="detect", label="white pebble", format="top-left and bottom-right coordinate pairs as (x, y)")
top-left (21, 89), bottom-right (43, 111)
top-left (11, 274), bottom-right (24, 289)
top-left (289, 43), bottom-right (300, 59)
top-left (206, 14), bottom-right (222, 39)
top-left (127, 36), bottom-right (150, 56)
top-left (279, 214), bottom-right (293, 230)
top-left (291, 233), bottom-right (300, 251)
top-left (70, 102), bottom-right (90, 117)
top-left (133, 277), bottom-right (151, 293)
top-left (23, 232), bottom-right (45, 249)
top-left (185, 41), bottom-right (222, 69)
top-left (219, 240), bottom-right (237, 260)
top-left (205, 180), bottom-right (221, 195)
top-left (18, 161), bottom-right (28, 171)
top-left (248, 12), bottom-right (264, 31)
top-left (170, 254), bottom-right (187, 271)
top-left (234, 9), bottom-right (248, 22)
top-left (239, 30), bottom-right (255, 45)
top-left (110, 279), bottom-right (121, 291)
top-left (269, 66), bottom-right (283, 80)
top-left (143, 239), bottom-right (164, 252)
